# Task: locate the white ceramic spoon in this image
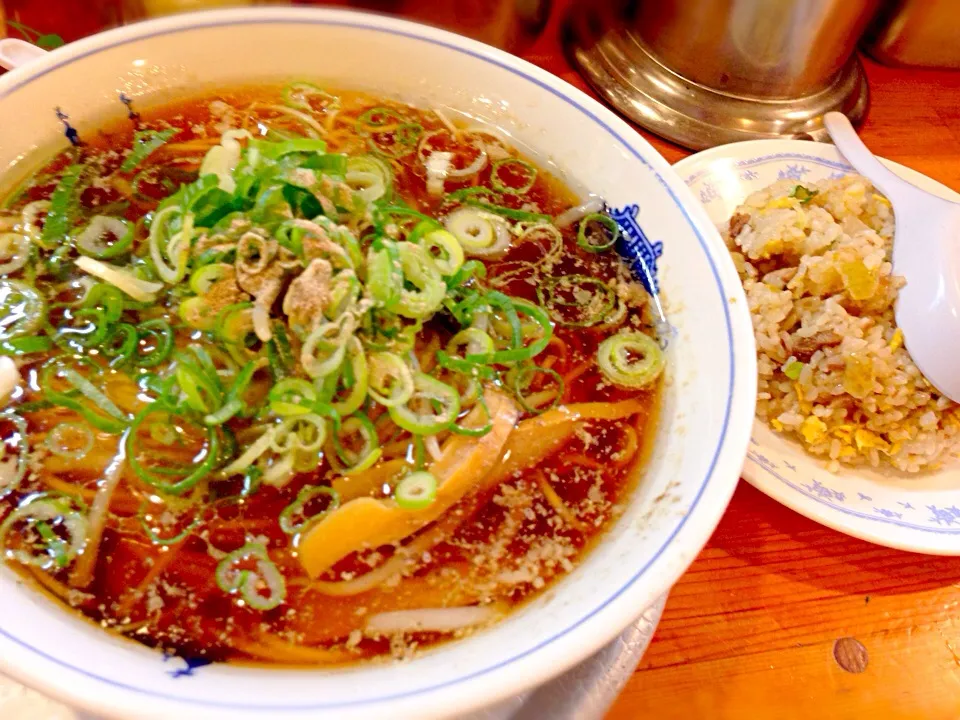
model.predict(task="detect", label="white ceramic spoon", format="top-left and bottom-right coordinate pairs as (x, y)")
top-left (824, 111), bottom-right (960, 402)
top-left (0, 38), bottom-right (47, 71)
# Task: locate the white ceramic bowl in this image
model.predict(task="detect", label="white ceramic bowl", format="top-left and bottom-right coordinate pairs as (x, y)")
top-left (675, 139), bottom-right (960, 555)
top-left (0, 8), bottom-right (756, 719)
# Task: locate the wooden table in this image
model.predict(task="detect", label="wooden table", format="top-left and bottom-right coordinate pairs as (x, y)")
top-left (521, 7), bottom-right (960, 720)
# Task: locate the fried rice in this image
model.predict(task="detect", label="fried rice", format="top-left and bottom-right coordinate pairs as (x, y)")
top-left (726, 175), bottom-right (960, 473)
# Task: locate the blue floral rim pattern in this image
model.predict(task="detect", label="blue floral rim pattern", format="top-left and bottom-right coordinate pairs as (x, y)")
top-left (0, 15), bottom-right (738, 711)
top-left (748, 444), bottom-right (960, 533)
top-left (681, 151), bottom-right (855, 188)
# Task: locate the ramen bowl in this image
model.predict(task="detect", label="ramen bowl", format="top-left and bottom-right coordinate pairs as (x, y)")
top-left (0, 8), bottom-right (755, 719)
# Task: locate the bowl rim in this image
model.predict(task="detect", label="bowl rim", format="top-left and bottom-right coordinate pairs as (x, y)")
top-left (0, 7), bottom-right (756, 717)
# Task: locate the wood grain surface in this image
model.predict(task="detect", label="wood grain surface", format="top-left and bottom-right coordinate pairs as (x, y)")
top-left (519, 4), bottom-right (960, 719)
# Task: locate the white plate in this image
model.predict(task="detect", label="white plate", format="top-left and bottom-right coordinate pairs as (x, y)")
top-left (674, 139), bottom-right (960, 555)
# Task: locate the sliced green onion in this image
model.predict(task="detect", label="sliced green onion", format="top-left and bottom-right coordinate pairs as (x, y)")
top-left (369, 122), bottom-right (423, 158)
top-left (463, 198), bottom-right (550, 223)
top-left (203, 398), bottom-right (244, 426)
top-left (121, 128), bottom-right (177, 173)
top-left (394, 471), bottom-right (437, 510)
top-left (200, 129), bottom-right (250, 193)
top-left (249, 137), bottom-right (329, 161)
top-left (278, 485), bottom-right (340, 534)
top-left (272, 414), bottom-right (327, 455)
top-left (204, 361), bottom-right (255, 425)
top-left (80, 283), bottom-right (126, 323)
top-left (214, 304), bottom-right (260, 365)
top-left (597, 331), bottom-right (665, 388)
top-left (0, 233), bottom-right (31, 275)
top-left (175, 361), bottom-right (219, 413)
top-left (0, 495), bottom-right (88, 570)
top-left (367, 241), bottom-right (402, 310)
top-left (388, 373), bottom-right (460, 435)
top-left (42, 360), bottom-right (128, 434)
top-left (190, 344), bottom-right (226, 392)
top-left (345, 155), bottom-right (393, 204)
top-left (148, 205), bottom-right (190, 284)
top-left (395, 242), bottom-right (446, 319)
top-left (35, 521), bottom-right (68, 568)
top-left (368, 351), bottom-right (415, 407)
top-left (449, 327), bottom-right (495, 357)
top-left (314, 216), bottom-right (364, 269)
top-left (215, 542), bottom-right (285, 611)
top-left (326, 336), bottom-right (368, 416)
top-left (446, 186), bottom-right (499, 203)
top-left (376, 204), bottom-right (437, 226)
top-left (355, 107), bottom-right (406, 136)
top-left (790, 185), bottom-right (819, 204)
top-left (436, 327), bottom-right (497, 377)
top-left (331, 414), bottom-right (382, 474)
top-left (490, 158), bottom-right (537, 195)
top-left (283, 82), bottom-right (340, 113)
top-left (103, 323), bottom-right (138, 364)
top-left (269, 378), bottom-right (318, 416)
top-left (0, 336), bottom-right (53, 356)
top-left (326, 270), bottom-right (362, 320)
top-left (0, 279), bottom-right (45, 340)
top-left (241, 466), bottom-right (263, 497)
top-left (21, 200), bottom-right (51, 246)
top-left (784, 360), bottom-right (805, 380)
top-left (452, 370), bottom-right (482, 407)
top-left (445, 259), bottom-right (487, 291)
top-left (513, 365), bottom-right (564, 414)
top-left (127, 409), bottom-right (219, 494)
top-left (411, 434), bottom-right (426, 470)
top-left (445, 207), bottom-right (511, 258)
top-left (223, 425), bottom-right (278, 476)
top-left (189, 262), bottom-right (232, 295)
top-left (136, 318), bottom-right (174, 368)
top-left (301, 315), bottom-right (355, 379)
top-left (41, 164), bottom-right (85, 246)
top-left (61, 368), bottom-right (128, 424)
top-left (54, 307), bottom-right (108, 350)
top-left (577, 213), bottom-right (619, 253)
top-left (179, 295), bottom-right (217, 331)
top-left (418, 229), bottom-right (464, 276)
top-left (449, 392), bottom-right (493, 437)
top-left (465, 298), bottom-right (552, 365)
top-left (0, 412), bottom-right (29, 493)
top-left (266, 322), bottom-right (295, 381)
top-left (408, 218), bottom-right (442, 245)
top-left (215, 302), bottom-right (254, 342)
top-left (45, 422), bottom-right (94, 459)
top-left (150, 422), bottom-right (178, 445)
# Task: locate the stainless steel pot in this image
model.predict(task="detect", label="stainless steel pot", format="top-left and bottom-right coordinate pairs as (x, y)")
top-left (568, 0), bottom-right (883, 149)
